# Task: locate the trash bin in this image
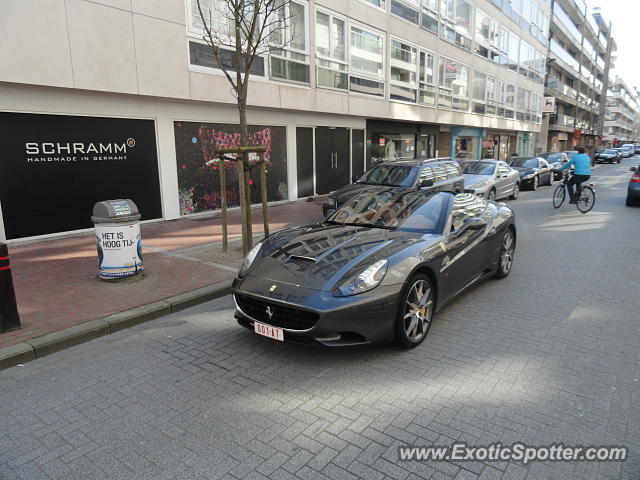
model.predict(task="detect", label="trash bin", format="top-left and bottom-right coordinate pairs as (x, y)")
top-left (92, 199), bottom-right (144, 280)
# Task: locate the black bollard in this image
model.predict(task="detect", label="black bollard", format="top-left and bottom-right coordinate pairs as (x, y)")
top-left (0, 243), bottom-right (21, 333)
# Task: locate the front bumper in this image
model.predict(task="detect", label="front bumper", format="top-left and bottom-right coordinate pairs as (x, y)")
top-left (232, 275), bottom-right (403, 346)
top-left (519, 176), bottom-right (536, 187)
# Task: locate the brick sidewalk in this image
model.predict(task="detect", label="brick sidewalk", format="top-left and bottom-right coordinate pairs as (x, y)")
top-left (1, 200), bottom-right (324, 348)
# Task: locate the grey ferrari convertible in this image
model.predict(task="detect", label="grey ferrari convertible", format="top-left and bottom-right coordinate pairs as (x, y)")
top-left (232, 189), bottom-right (516, 348)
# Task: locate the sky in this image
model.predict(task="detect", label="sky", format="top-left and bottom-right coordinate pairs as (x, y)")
top-left (588, 0), bottom-right (640, 91)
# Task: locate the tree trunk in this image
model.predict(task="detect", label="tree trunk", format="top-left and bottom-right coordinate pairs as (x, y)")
top-left (260, 158), bottom-right (269, 237)
top-left (219, 156), bottom-right (228, 252)
top-left (238, 94), bottom-right (253, 256)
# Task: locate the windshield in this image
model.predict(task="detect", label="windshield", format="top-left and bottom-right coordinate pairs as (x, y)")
top-left (546, 153), bottom-right (562, 162)
top-left (357, 165), bottom-right (417, 187)
top-left (461, 162), bottom-right (496, 175)
top-left (509, 158), bottom-right (539, 168)
top-left (327, 190), bottom-right (449, 233)
top-left (604, 149), bottom-right (616, 154)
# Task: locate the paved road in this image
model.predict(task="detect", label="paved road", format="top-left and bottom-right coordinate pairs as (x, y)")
top-left (2, 160), bottom-right (640, 480)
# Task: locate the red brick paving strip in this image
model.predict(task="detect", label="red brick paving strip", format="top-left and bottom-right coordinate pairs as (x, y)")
top-left (1, 200), bottom-right (323, 348)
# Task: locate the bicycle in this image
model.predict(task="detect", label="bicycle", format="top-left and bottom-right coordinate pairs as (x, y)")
top-left (552, 173), bottom-right (596, 213)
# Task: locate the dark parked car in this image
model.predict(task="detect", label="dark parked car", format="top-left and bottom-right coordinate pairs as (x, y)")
top-left (233, 190), bottom-right (516, 348)
top-left (626, 165), bottom-right (640, 206)
top-left (595, 148), bottom-right (621, 163)
top-left (508, 156), bottom-right (554, 189)
top-left (540, 152), bottom-right (569, 180)
top-left (322, 158), bottom-right (464, 217)
top-left (634, 145), bottom-right (640, 154)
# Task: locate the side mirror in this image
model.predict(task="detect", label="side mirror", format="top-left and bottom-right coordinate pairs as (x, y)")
top-left (456, 217), bottom-right (485, 235)
top-left (419, 179), bottom-right (434, 188)
top-left (630, 166), bottom-right (637, 172)
top-left (352, 175), bottom-right (359, 183)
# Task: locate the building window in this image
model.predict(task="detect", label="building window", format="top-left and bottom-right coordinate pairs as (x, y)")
top-left (189, 41), bottom-right (265, 76)
top-left (471, 71), bottom-right (487, 114)
top-left (438, 57), bottom-right (469, 111)
top-left (189, 0), bottom-right (234, 35)
top-left (350, 25), bottom-right (385, 96)
top-left (361, 0), bottom-right (386, 9)
top-left (391, 0), bottom-right (419, 24)
top-left (269, 1), bottom-right (310, 84)
top-left (498, 81), bottom-right (515, 118)
top-left (316, 10), bottom-right (348, 89)
top-left (419, 50), bottom-right (437, 106)
top-left (390, 39), bottom-right (418, 102)
top-left (486, 75), bottom-right (497, 115)
top-left (440, 0), bottom-right (472, 51)
top-left (420, 0), bottom-right (439, 34)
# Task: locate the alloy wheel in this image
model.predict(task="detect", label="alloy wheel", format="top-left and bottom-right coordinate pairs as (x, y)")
top-left (403, 279), bottom-right (433, 343)
top-left (511, 183), bottom-right (519, 199)
top-left (488, 189), bottom-right (496, 201)
top-left (500, 231), bottom-right (514, 275)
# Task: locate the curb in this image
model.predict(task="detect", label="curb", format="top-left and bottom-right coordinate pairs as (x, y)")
top-left (0, 281), bottom-right (232, 371)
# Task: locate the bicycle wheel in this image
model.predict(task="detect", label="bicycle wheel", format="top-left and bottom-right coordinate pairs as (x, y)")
top-left (552, 184), bottom-right (565, 208)
top-left (576, 186), bottom-right (595, 213)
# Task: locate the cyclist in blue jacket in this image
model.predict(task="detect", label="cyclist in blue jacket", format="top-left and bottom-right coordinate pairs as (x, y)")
top-left (557, 147), bottom-right (592, 203)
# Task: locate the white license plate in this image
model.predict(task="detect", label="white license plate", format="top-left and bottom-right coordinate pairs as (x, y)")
top-left (254, 321), bottom-right (284, 342)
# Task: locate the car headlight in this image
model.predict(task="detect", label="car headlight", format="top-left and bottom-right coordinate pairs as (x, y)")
top-left (240, 241), bottom-right (263, 274)
top-left (334, 259), bottom-right (388, 297)
top-left (523, 173), bottom-right (536, 179)
top-left (470, 180), bottom-right (490, 190)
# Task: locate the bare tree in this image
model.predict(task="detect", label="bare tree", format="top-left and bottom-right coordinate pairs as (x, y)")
top-left (195, 0), bottom-right (299, 255)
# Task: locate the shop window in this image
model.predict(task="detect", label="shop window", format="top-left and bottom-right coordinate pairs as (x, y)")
top-left (371, 133), bottom-right (415, 163)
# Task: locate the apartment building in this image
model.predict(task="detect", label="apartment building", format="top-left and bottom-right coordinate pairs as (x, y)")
top-left (0, 0), bottom-right (546, 241)
top-left (542, 0), bottom-right (613, 153)
top-left (603, 76), bottom-right (639, 146)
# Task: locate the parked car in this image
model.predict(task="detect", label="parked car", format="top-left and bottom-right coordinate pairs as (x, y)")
top-left (461, 160), bottom-right (520, 201)
top-left (233, 190), bottom-right (516, 348)
top-left (626, 165), bottom-right (640, 206)
top-left (508, 156), bottom-right (554, 189)
top-left (322, 158), bottom-right (464, 217)
top-left (613, 147), bottom-right (626, 159)
top-left (634, 144), bottom-right (640, 155)
top-left (595, 148), bottom-right (621, 163)
top-left (539, 152), bottom-right (569, 180)
top-left (620, 145), bottom-right (634, 158)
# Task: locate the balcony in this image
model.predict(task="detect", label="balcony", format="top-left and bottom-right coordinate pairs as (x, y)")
top-left (550, 113), bottom-right (575, 129)
top-left (545, 78), bottom-right (578, 101)
top-left (549, 39), bottom-right (581, 76)
top-left (552, 3), bottom-right (582, 49)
